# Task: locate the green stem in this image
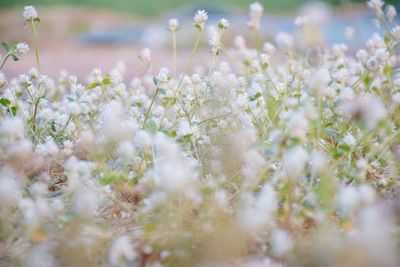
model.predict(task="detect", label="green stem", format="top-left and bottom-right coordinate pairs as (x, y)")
top-left (30, 20), bottom-right (40, 72)
top-left (174, 29), bottom-right (203, 97)
top-left (55, 115), bottom-right (72, 142)
top-left (143, 87), bottom-right (159, 128)
top-left (0, 54), bottom-right (11, 70)
top-left (172, 31), bottom-right (177, 77)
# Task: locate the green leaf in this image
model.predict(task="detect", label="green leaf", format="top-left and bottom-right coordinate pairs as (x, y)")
top-left (145, 119), bottom-right (158, 134)
top-left (0, 98), bottom-right (11, 107)
top-left (11, 54), bottom-right (19, 61)
top-left (1, 41), bottom-right (10, 52)
top-left (10, 106), bottom-right (17, 116)
top-left (153, 76), bottom-right (158, 86)
top-left (102, 77), bottom-right (111, 85)
top-left (339, 144), bottom-right (351, 152)
top-left (86, 82), bottom-right (101, 90)
top-left (33, 17), bottom-right (41, 22)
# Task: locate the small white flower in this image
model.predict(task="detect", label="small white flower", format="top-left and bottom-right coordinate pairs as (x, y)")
top-left (16, 42), bottom-right (29, 54)
top-left (367, 0), bottom-right (384, 10)
top-left (168, 18), bottom-right (179, 32)
top-left (386, 5), bottom-right (397, 22)
top-left (343, 133), bottom-right (356, 146)
top-left (294, 15), bottom-right (310, 27)
top-left (194, 10), bottom-right (208, 30)
top-left (218, 18), bottom-right (230, 31)
top-left (248, 2), bottom-right (263, 30)
top-left (139, 48), bottom-right (151, 62)
top-left (23, 5), bottom-right (39, 21)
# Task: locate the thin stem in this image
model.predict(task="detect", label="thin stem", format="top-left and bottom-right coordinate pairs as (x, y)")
top-left (172, 31), bottom-right (177, 77)
top-left (143, 87), bottom-right (159, 128)
top-left (0, 54), bottom-right (11, 70)
top-left (55, 115), bottom-right (72, 142)
top-left (30, 20), bottom-right (40, 72)
top-left (32, 96), bottom-right (42, 133)
top-left (174, 29), bottom-right (203, 97)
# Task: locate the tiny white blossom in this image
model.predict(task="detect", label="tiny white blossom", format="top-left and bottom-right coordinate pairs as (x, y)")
top-left (23, 5), bottom-right (38, 21)
top-left (248, 2), bottom-right (263, 30)
top-left (168, 18), bottom-right (179, 32)
top-left (194, 10), bottom-right (208, 30)
top-left (16, 42), bottom-right (29, 54)
top-left (218, 18), bottom-right (230, 30)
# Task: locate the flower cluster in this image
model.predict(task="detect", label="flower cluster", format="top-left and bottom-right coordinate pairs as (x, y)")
top-left (0, 2), bottom-right (400, 267)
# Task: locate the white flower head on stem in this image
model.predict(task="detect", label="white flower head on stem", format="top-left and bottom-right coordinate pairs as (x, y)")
top-left (23, 6), bottom-right (39, 21)
top-left (386, 5), bottom-right (397, 22)
top-left (139, 48), bottom-right (151, 62)
top-left (16, 42), bottom-right (29, 54)
top-left (218, 18), bottom-right (230, 31)
top-left (248, 2), bottom-right (263, 30)
top-left (194, 10), bottom-right (208, 30)
top-left (168, 18), bottom-right (180, 32)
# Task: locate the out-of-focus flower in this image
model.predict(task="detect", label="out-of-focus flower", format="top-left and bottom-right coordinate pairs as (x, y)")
top-left (168, 18), bottom-right (179, 32)
top-left (194, 10), bottom-right (208, 30)
top-left (16, 42), bottom-right (29, 54)
top-left (248, 2), bottom-right (264, 30)
top-left (23, 5), bottom-right (38, 21)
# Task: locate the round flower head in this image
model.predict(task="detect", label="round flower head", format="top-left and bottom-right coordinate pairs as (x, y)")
top-left (386, 5), bottom-right (397, 22)
top-left (248, 2), bottom-right (264, 30)
top-left (168, 18), bottom-right (179, 32)
top-left (139, 48), bottom-right (151, 62)
top-left (194, 10), bottom-right (208, 30)
top-left (16, 42), bottom-right (29, 54)
top-left (218, 18), bottom-right (230, 31)
top-left (23, 6), bottom-right (39, 21)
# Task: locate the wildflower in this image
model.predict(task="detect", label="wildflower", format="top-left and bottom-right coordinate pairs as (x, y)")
top-left (392, 26), bottom-right (400, 41)
top-left (271, 230), bottom-right (293, 257)
top-left (23, 5), bottom-right (39, 21)
top-left (194, 10), bottom-right (208, 30)
top-left (275, 32), bottom-right (294, 51)
top-left (218, 18), bottom-right (230, 31)
top-left (0, 168), bottom-right (21, 209)
top-left (343, 133), bottom-right (356, 146)
top-left (108, 236), bottom-right (137, 266)
top-left (386, 5), bottom-right (397, 22)
top-left (294, 15), bottom-right (310, 27)
top-left (367, 0), bottom-right (384, 10)
top-left (248, 2), bottom-right (264, 30)
top-left (139, 47), bottom-right (151, 62)
top-left (168, 18), bottom-right (179, 32)
top-left (282, 146), bottom-right (309, 179)
top-left (16, 42), bottom-right (29, 54)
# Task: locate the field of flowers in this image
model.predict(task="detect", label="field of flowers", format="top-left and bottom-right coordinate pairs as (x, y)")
top-left (0, 1), bottom-right (399, 266)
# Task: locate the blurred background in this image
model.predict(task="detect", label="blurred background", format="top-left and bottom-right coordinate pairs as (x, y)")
top-left (0, 0), bottom-right (398, 79)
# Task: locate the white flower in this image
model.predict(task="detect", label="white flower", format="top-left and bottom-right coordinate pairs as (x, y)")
top-left (392, 26), bottom-right (400, 41)
top-left (248, 2), bottom-right (264, 30)
top-left (271, 230), bottom-right (293, 256)
top-left (282, 146), bottom-right (309, 179)
top-left (367, 0), bottom-right (384, 10)
top-left (386, 5), bottom-right (397, 22)
top-left (109, 236), bottom-right (137, 266)
top-left (168, 18), bottom-right (179, 32)
top-left (23, 5), bottom-right (38, 21)
top-left (343, 133), bottom-right (356, 146)
top-left (16, 42), bottom-right (29, 54)
top-left (294, 15), bottom-right (310, 27)
top-left (275, 32), bottom-right (293, 51)
top-left (218, 18), bottom-right (230, 30)
top-left (194, 10), bottom-right (208, 30)
top-left (139, 47), bottom-right (151, 62)
top-left (156, 68), bottom-right (169, 83)
top-left (0, 168), bottom-right (21, 209)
